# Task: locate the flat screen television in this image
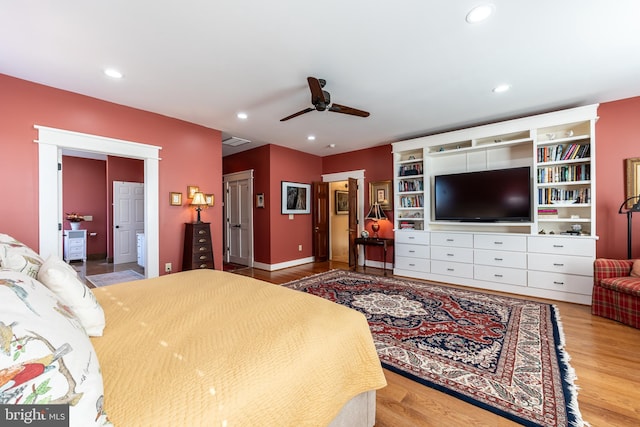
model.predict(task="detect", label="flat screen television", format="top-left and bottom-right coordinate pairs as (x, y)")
top-left (434, 166), bottom-right (532, 222)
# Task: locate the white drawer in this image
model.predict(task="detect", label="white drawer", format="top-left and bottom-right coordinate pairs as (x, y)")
top-left (474, 234), bottom-right (526, 252)
top-left (474, 265), bottom-right (527, 286)
top-left (69, 240), bottom-right (84, 249)
top-left (527, 253), bottom-right (593, 276)
top-left (395, 243), bottom-right (430, 259)
top-left (431, 232), bottom-right (473, 248)
top-left (431, 260), bottom-right (474, 278)
top-left (395, 257), bottom-right (430, 273)
top-left (395, 231), bottom-right (429, 245)
top-left (527, 236), bottom-right (595, 257)
top-left (528, 270), bottom-right (593, 296)
top-left (431, 245), bottom-right (473, 263)
top-left (474, 249), bottom-right (527, 269)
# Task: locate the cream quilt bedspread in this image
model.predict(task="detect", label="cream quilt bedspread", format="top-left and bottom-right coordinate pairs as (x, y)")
top-left (91, 269), bottom-right (386, 426)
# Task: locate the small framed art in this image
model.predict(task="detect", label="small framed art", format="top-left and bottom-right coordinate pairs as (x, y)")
top-left (205, 194), bottom-right (215, 206)
top-left (256, 193), bottom-right (265, 208)
top-left (281, 181), bottom-right (311, 214)
top-left (170, 192), bottom-right (182, 206)
top-left (335, 190), bottom-right (348, 214)
top-left (369, 180), bottom-right (393, 210)
top-left (187, 185), bottom-right (199, 199)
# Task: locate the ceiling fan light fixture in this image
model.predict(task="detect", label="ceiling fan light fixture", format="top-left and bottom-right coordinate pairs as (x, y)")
top-left (466, 4), bottom-right (495, 23)
top-left (307, 135), bottom-right (316, 141)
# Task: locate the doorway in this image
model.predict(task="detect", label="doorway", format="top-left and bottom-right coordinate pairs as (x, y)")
top-left (223, 170), bottom-right (254, 267)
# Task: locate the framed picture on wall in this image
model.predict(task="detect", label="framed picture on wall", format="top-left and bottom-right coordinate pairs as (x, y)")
top-left (170, 192), bottom-right (182, 206)
top-left (335, 190), bottom-right (348, 214)
top-left (256, 193), bottom-right (265, 208)
top-left (281, 181), bottom-right (311, 214)
top-left (625, 157), bottom-right (640, 209)
top-left (369, 180), bottom-right (393, 210)
top-left (187, 185), bottom-right (199, 199)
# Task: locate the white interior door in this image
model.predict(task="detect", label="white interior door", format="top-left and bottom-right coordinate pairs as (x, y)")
top-left (114, 181), bottom-right (144, 264)
top-left (223, 170), bottom-right (253, 266)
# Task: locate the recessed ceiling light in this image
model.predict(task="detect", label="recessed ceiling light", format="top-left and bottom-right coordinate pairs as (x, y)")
top-left (307, 135), bottom-right (316, 141)
top-left (492, 84), bottom-right (511, 93)
top-left (236, 112), bottom-right (248, 120)
top-left (328, 144), bottom-right (336, 148)
top-left (466, 4), bottom-right (495, 23)
top-left (104, 68), bottom-right (123, 79)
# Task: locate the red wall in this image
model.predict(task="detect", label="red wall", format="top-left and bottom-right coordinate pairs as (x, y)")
top-left (0, 73), bottom-right (222, 272)
top-left (224, 144), bottom-right (322, 265)
top-left (596, 97), bottom-right (640, 259)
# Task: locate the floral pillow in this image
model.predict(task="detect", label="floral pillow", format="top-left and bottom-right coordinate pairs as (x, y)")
top-left (0, 269), bottom-right (111, 426)
top-left (0, 233), bottom-right (44, 278)
top-left (37, 255), bottom-right (106, 336)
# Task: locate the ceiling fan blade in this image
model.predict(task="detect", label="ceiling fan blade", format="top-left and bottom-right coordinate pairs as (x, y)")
top-left (280, 107), bottom-right (314, 122)
top-left (328, 103), bottom-right (370, 118)
top-left (307, 77), bottom-right (327, 104)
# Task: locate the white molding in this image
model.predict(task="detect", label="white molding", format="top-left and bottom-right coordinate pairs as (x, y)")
top-left (34, 125), bottom-right (161, 278)
top-left (254, 256), bottom-right (315, 271)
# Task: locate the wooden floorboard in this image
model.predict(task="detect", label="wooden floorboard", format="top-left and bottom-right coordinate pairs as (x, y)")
top-left (233, 261), bottom-right (640, 427)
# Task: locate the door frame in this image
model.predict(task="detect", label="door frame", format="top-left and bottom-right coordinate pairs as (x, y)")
top-left (321, 170), bottom-right (366, 265)
top-left (35, 125), bottom-right (160, 278)
top-left (222, 170), bottom-right (254, 267)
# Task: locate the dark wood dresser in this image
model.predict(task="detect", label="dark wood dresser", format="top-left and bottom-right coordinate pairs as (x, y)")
top-left (182, 222), bottom-right (214, 270)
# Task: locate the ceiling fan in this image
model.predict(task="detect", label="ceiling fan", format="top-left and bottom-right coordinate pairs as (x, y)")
top-left (280, 77), bottom-right (370, 122)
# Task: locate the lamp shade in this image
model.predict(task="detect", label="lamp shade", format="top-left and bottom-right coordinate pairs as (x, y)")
top-left (191, 192), bottom-right (207, 206)
top-left (366, 203), bottom-right (387, 221)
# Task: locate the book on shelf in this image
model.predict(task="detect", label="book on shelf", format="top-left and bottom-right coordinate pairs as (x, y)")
top-left (538, 208), bottom-right (558, 219)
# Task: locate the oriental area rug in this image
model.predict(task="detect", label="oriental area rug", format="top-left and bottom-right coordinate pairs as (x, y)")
top-left (284, 270), bottom-right (586, 427)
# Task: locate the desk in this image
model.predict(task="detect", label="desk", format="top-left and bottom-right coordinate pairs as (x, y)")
top-left (354, 237), bottom-right (394, 274)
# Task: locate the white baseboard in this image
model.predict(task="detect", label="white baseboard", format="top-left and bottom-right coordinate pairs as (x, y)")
top-left (253, 256), bottom-right (315, 271)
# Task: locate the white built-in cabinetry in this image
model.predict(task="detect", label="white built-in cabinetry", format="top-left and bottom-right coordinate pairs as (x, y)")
top-left (392, 104), bottom-right (598, 304)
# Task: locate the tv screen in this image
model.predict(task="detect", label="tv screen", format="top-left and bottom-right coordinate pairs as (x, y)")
top-left (434, 167), bottom-right (531, 222)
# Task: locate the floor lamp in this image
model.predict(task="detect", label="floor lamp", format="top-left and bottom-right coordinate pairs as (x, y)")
top-left (618, 194), bottom-right (640, 259)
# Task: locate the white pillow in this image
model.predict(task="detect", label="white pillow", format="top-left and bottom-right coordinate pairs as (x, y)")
top-left (0, 269), bottom-right (111, 426)
top-left (38, 255), bottom-right (106, 336)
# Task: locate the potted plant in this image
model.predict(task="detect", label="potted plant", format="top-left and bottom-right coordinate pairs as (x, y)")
top-left (66, 213), bottom-right (85, 230)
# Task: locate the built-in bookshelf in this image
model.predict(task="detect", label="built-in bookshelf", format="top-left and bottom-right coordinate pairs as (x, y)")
top-left (390, 104), bottom-right (599, 304)
top-left (394, 149), bottom-right (425, 230)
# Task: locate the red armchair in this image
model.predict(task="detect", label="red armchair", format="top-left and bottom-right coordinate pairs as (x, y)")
top-left (592, 259), bottom-right (640, 329)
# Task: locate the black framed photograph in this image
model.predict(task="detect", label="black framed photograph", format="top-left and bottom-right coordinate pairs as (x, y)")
top-left (281, 181), bottom-right (311, 214)
top-left (369, 180), bottom-right (393, 210)
top-left (256, 193), bottom-right (265, 208)
top-left (335, 190), bottom-right (348, 214)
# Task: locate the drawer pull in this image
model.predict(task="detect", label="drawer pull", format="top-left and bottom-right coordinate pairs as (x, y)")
top-left (447, 253), bottom-right (454, 257)
top-left (199, 247), bottom-right (208, 251)
top-left (494, 241), bottom-right (503, 245)
top-left (408, 250), bottom-right (416, 253)
top-left (408, 236), bottom-right (415, 240)
top-left (199, 264), bottom-right (208, 268)
top-left (199, 255), bottom-right (207, 260)
top-left (553, 263), bottom-right (564, 267)
top-left (446, 238), bottom-right (454, 242)
top-left (553, 244), bottom-right (564, 248)
top-left (198, 230), bottom-right (206, 235)
top-left (447, 268), bottom-right (454, 272)
top-left (494, 257), bottom-right (503, 261)
top-left (494, 274), bottom-right (503, 278)
top-left (198, 238), bottom-right (207, 243)
top-left (409, 263), bottom-right (416, 267)
top-left (553, 281), bottom-right (564, 285)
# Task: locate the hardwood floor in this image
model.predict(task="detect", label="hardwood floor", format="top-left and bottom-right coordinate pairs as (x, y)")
top-left (233, 261), bottom-right (640, 426)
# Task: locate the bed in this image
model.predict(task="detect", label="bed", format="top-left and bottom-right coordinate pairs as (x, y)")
top-left (0, 233), bottom-right (386, 426)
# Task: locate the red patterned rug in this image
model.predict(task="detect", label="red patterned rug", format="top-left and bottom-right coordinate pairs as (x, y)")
top-left (284, 270), bottom-right (585, 427)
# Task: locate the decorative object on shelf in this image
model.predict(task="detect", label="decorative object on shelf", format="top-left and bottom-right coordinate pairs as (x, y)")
top-left (369, 180), bottom-right (393, 210)
top-left (205, 194), bottom-right (215, 207)
top-left (66, 212), bottom-right (84, 230)
top-left (281, 181), bottom-right (310, 214)
top-left (366, 203), bottom-right (387, 238)
top-left (361, 230), bottom-right (369, 238)
top-left (618, 194), bottom-right (640, 258)
top-left (191, 191), bottom-right (208, 223)
top-left (335, 190), bottom-right (348, 214)
top-left (256, 193), bottom-right (265, 208)
top-left (187, 185), bottom-right (199, 199)
top-left (169, 192), bottom-right (182, 206)
top-left (625, 157), bottom-right (640, 209)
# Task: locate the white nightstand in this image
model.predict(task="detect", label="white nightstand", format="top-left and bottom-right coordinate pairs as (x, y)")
top-left (64, 229), bottom-right (87, 262)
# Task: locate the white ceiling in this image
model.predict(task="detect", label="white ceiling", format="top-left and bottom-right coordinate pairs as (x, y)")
top-left (2, 1), bottom-right (640, 157)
